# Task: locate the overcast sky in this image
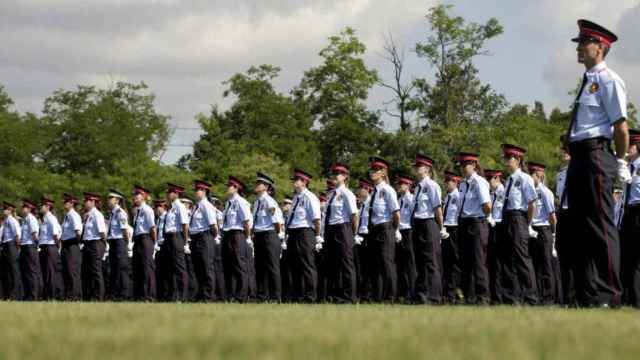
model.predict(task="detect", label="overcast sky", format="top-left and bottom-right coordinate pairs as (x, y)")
top-left (2, 0), bottom-right (639, 163)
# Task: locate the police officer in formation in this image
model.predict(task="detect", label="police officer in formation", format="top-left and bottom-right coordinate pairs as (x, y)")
top-left (0, 18), bottom-right (637, 308)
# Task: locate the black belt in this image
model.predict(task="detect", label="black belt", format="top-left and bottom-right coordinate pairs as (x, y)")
top-left (459, 216), bottom-right (486, 224)
top-left (568, 137), bottom-right (612, 154)
top-left (504, 210), bottom-right (527, 217)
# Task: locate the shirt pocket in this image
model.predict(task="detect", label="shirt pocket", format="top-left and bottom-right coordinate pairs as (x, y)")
top-left (373, 198), bottom-right (387, 217)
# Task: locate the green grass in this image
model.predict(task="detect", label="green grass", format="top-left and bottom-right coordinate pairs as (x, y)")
top-left (1, 302), bottom-right (639, 359)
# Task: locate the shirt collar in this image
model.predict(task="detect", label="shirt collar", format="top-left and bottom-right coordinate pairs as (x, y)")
top-left (111, 205), bottom-right (121, 214)
top-left (587, 61), bottom-right (607, 75)
top-left (375, 181), bottom-right (387, 190)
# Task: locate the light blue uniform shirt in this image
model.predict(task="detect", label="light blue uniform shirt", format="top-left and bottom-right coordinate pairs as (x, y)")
top-left (624, 157), bottom-right (640, 206)
top-left (532, 184), bottom-right (555, 226)
top-left (189, 198), bottom-right (217, 235)
top-left (164, 199), bottom-right (188, 234)
top-left (491, 183), bottom-right (505, 222)
top-left (443, 188), bottom-right (460, 226)
top-left (2, 216), bottom-right (20, 243)
top-left (569, 62), bottom-right (627, 142)
top-left (21, 213), bottom-right (40, 245)
top-left (156, 212), bottom-right (166, 244)
top-left (287, 189), bottom-right (321, 230)
top-left (222, 194), bottom-right (252, 231)
top-left (107, 206), bottom-right (129, 240)
top-left (368, 182), bottom-right (400, 226)
top-left (357, 197), bottom-right (370, 235)
top-left (274, 206), bottom-right (284, 226)
top-left (61, 209), bottom-right (82, 241)
top-left (412, 177), bottom-right (442, 219)
top-left (556, 166), bottom-right (568, 210)
top-left (398, 192), bottom-right (414, 230)
top-left (458, 173), bottom-right (491, 218)
top-left (82, 207), bottom-right (106, 241)
top-left (252, 193), bottom-right (279, 232)
top-left (326, 185), bottom-right (358, 226)
top-left (504, 169), bottom-right (537, 212)
top-left (39, 212), bottom-right (62, 245)
top-left (133, 203), bottom-right (155, 236)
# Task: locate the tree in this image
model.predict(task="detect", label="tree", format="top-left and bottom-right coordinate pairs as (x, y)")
top-left (294, 27), bottom-right (382, 172)
top-left (378, 32), bottom-right (415, 131)
top-left (411, 4), bottom-right (506, 128)
top-left (42, 82), bottom-right (171, 174)
top-left (183, 65), bottom-right (320, 188)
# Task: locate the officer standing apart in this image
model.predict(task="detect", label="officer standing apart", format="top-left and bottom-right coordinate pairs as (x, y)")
top-left (619, 129), bottom-right (640, 307)
top-left (566, 19), bottom-right (629, 307)
top-left (222, 176), bottom-right (252, 302)
top-left (499, 144), bottom-right (538, 305)
top-left (366, 157), bottom-right (400, 302)
top-left (252, 173), bottom-right (283, 303)
top-left (163, 183), bottom-right (189, 302)
top-left (456, 153), bottom-right (492, 305)
top-left (286, 169), bottom-right (322, 303)
top-left (106, 190), bottom-right (131, 301)
top-left (528, 162), bottom-right (558, 305)
top-left (60, 193), bottom-right (83, 300)
top-left (19, 200), bottom-right (41, 301)
top-left (39, 197), bottom-right (62, 300)
top-left (81, 193), bottom-right (107, 301)
top-left (189, 180), bottom-right (218, 302)
top-left (411, 154), bottom-right (444, 304)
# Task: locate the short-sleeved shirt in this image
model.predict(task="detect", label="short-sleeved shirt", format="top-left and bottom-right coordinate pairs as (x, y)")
top-left (326, 185), bottom-right (358, 226)
top-left (107, 206), bottom-right (129, 240)
top-left (368, 182), bottom-right (400, 226)
top-left (82, 207), bottom-right (106, 241)
top-left (156, 212), bottom-right (166, 244)
top-left (458, 173), bottom-right (491, 218)
top-left (412, 177), bottom-right (442, 219)
top-left (21, 213), bottom-right (40, 245)
top-left (164, 199), bottom-right (188, 234)
top-left (532, 183), bottom-right (555, 226)
top-left (274, 206), bottom-right (284, 226)
top-left (398, 192), bottom-right (414, 230)
top-left (624, 157), bottom-right (640, 206)
top-left (222, 194), bottom-right (252, 231)
top-left (252, 193), bottom-right (279, 232)
top-left (133, 203), bottom-right (155, 236)
top-left (287, 189), bottom-right (321, 230)
top-left (39, 212), bottom-right (62, 245)
top-left (190, 198), bottom-right (217, 234)
top-left (504, 169), bottom-right (537, 211)
top-left (556, 166), bottom-right (568, 210)
top-left (569, 62), bottom-right (627, 143)
top-left (357, 197), bottom-right (370, 235)
top-left (61, 209), bottom-right (82, 241)
top-left (2, 216), bottom-right (21, 243)
top-left (443, 188), bottom-right (460, 226)
top-left (491, 183), bottom-right (506, 222)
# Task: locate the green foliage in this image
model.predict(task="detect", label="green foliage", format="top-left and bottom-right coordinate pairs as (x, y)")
top-left (411, 4), bottom-right (507, 128)
top-left (42, 82), bottom-right (171, 174)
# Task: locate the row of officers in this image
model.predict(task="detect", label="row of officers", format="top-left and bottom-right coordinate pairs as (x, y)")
top-left (1, 135), bottom-right (639, 307)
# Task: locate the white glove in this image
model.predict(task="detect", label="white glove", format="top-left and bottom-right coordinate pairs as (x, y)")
top-left (281, 239), bottom-right (287, 251)
top-left (354, 235), bottom-right (364, 245)
top-left (184, 243), bottom-right (191, 255)
top-left (552, 233), bottom-right (558, 258)
top-left (395, 229), bottom-right (402, 243)
top-left (154, 244), bottom-right (161, 252)
top-left (215, 235), bottom-right (221, 245)
top-left (278, 232), bottom-right (285, 241)
top-left (487, 216), bottom-right (496, 228)
top-left (247, 238), bottom-right (253, 247)
top-left (440, 228), bottom-right (450, 240)
top-left (314, 235), bottom-right (324, 252)
top-left (528, 225), bottom-right (538, 238)
top-left (127, 240), bottom-right (134, 252)
top-left (618, 158), bottom-right (632, 184)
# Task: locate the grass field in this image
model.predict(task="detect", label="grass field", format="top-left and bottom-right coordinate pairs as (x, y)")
top-left (1, 303), bottom-right (639, 359)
